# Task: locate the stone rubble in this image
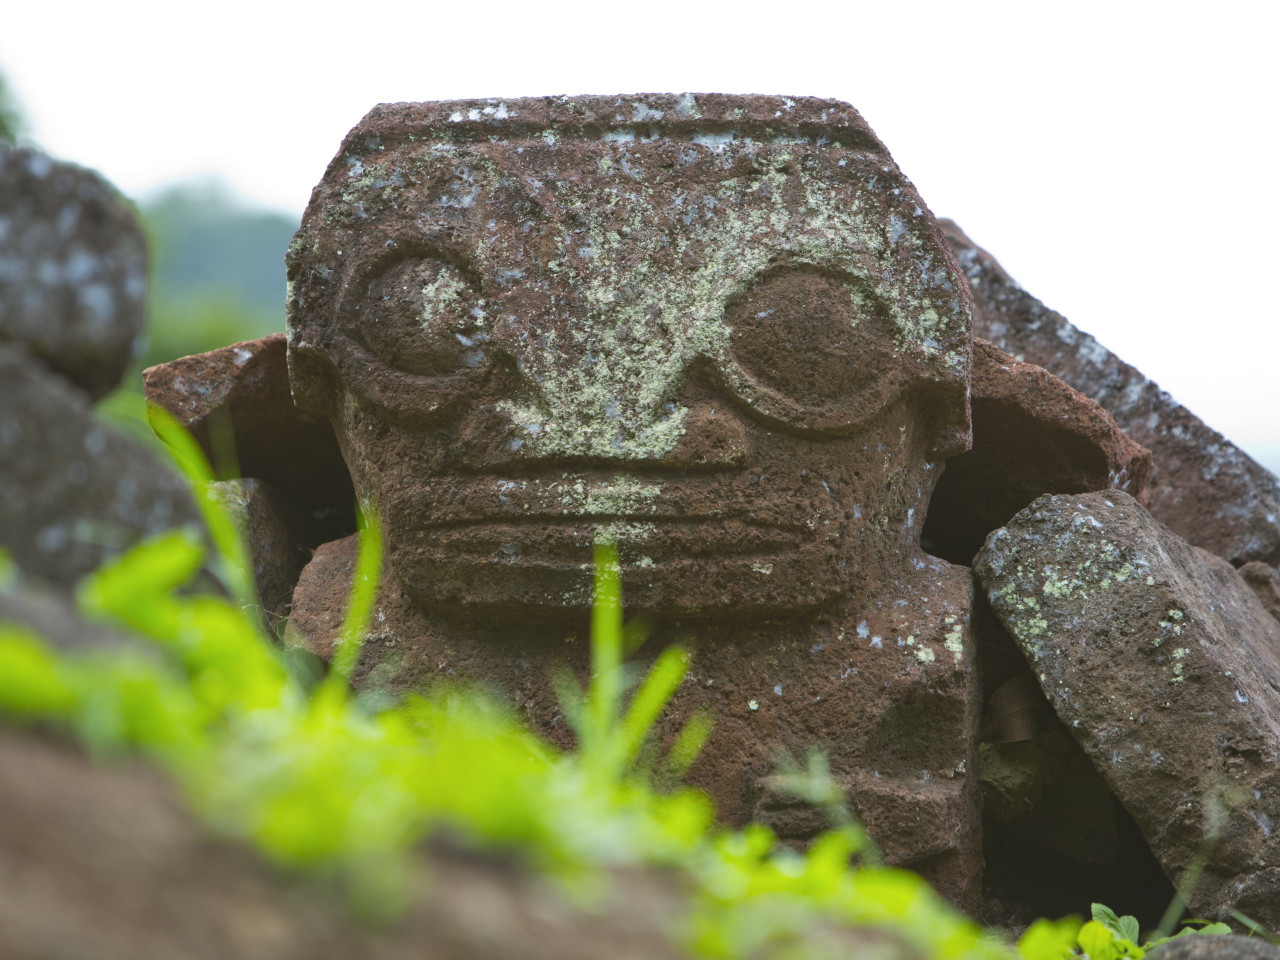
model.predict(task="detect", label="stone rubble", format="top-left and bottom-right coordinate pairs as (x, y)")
top-left (976, 490), bottom-right (1280, 929)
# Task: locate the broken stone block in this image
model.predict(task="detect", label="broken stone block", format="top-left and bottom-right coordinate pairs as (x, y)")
top-left (975, 490), bottom-right (1280, 927)
top-left (0, 344), bottom-right (200, 588)
top-left (143, 333), bottom-right (354, 528)
top-left (922, 339), bottom-right (1152, 564)
top-left (0, 145), bottom-right (147, 400)
top-left (942, 219), bottom-right (1280, 568)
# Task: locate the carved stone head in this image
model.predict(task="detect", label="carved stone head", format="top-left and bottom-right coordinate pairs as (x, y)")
top-left (286, 95), bottom-right (971, 622)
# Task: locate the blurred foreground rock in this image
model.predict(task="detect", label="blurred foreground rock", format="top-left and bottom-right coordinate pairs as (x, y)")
top-left (0, 343), bottom-right (199, 587)
top-left (0, 727), bottom-right (700, 960)
top-left (0, 146), bottom-right (199, 589)
top-left (0, 145), bottom-right (147, 401)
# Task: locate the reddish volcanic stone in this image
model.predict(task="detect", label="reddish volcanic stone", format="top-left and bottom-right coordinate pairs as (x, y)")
top-left (976, 491), bottom-right (1280, 928)
top-left (922, 338), bottom-right (1152, 564)
top-left (282, 95), bottom-right (984, 910)
top-left (287, 532), bottom-right (981, 910)
top-left (143, 334), bottom-right (354, 528)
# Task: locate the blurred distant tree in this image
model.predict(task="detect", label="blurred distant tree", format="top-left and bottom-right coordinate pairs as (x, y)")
top-left (135, 178), bottom-right (298, 368)
top-left (0, 69), bottom-right (26, 143)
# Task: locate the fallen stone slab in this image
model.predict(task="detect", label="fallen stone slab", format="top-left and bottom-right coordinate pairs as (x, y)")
top-left (0, 145), bottom-right (147, 400)
top-left (942, 220), bottom-right (1280, 568)
top-left (922, 339), bottom-right (1151, 564)
top-left (144, 333), bottom-right (355, 524)
top-left (975, 490), bottom-right (1280, 928)
top-left (0, 344), bottom-right (201, 588)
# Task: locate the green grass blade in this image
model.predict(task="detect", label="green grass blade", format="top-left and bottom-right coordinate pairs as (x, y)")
top-left (618, 645), bottom-right (689, 768)
top-left (146, 403), bottom-right (253, 607)
top-left (329, 504), bottom-right (383, 684)
top-left (586, 539), bottom-right (623, 755)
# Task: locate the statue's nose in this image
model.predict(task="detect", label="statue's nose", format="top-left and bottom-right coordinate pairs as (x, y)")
top-left (663, 401), bottom-right (750, 468)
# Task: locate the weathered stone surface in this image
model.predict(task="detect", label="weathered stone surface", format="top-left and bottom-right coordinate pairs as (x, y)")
top-left (144, 333), bottom-right (355, 523)
top-left (0, 344), bottom-right (200, 587)
top-left (922, 338), bottom-right (1152, 564)
top-left (0, 145), bottom-right (147, 400)
top-left (281, 95), bottom-right (983, 910)
top-left (286, 95), bottom-right (973, 619)
top-left (208, 478), bottom-right (312, 631)
top-left (975, 490), bottom-right (1280, 927)
top-left (942, 220), bottom-right (1280, 568)
top-left (1149, 937), bottom-right (1280, 960)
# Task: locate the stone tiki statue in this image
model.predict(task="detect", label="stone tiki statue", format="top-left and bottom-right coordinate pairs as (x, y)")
top-left (285, 95), bottom-right (982, 909)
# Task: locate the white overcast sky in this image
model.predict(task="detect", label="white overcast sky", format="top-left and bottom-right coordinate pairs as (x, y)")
top-left (4, 1), bottom-right (1277, 472)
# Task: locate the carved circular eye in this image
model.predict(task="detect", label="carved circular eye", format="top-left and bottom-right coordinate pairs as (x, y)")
top-left (726, 269), bottom-right (882, 408)
top-left (354, 258), bottom-right (486, 376)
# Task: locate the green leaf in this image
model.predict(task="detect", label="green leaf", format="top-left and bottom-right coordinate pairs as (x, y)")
top-left (1228, 910), bottom-right (1280, 943)
top-left (586, 539), bottom-right (623, 753)
top-left (618, 645), bottom-right (689, 768)
top-left (1079, 920), bottom-right (1120, 960)
top-left (1019, 917), bottom-right (1083, 960)
top-left (1091, 904), bottom-right (1141, 949)
top-left (328, 503), bottom-right (383, 684)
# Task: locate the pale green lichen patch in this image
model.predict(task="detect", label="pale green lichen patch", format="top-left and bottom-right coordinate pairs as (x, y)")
top-left (593, 521), bottom-right (657, 547)
top-left (944, 625), bottom-right (964, 662)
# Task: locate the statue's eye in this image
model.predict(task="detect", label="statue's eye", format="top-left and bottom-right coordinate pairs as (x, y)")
top-left (354, 258), bottom-right (486, 376)
top-left (727, 270), bottom-right (869, 403)
top-left (723, 268), bottom-right (903, 431)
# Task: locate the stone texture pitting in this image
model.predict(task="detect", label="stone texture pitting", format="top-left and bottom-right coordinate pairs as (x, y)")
top-left (942, 219), bottom-right (1280, 568)
top-left (287, 535), bottom-right (982, 911)
top-left (975, 490), bottom-right (1280, 926)
top-left (0, 145), bottom-right (147, 400)
top-left (286, 94), bottom-right (973, 618)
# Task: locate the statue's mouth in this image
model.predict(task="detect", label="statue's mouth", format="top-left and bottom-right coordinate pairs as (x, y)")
top-left (405, 517), bottom-right (805, 565)
top-left (380, 471), bottom-right (850, 618)
top-left (389, 471), bottom-right (834, 562)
